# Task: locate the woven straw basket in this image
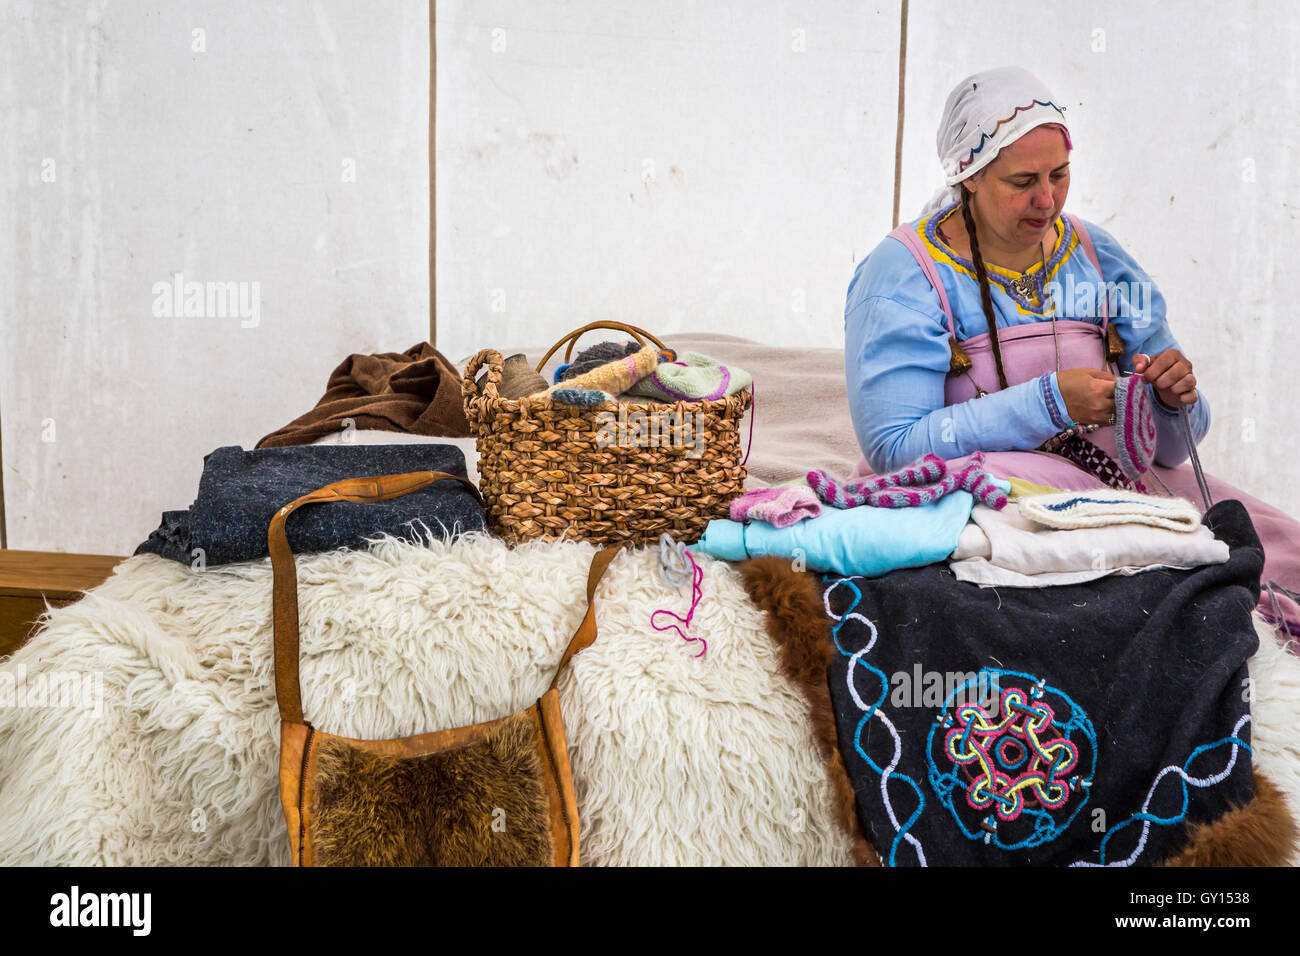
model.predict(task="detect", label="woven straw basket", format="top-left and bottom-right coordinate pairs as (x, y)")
top-left (462, 321), bottom-right (752, 545)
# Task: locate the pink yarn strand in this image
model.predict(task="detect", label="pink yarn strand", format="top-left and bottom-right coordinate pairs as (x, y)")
top-left (650, 549), bottom-right (707, 658)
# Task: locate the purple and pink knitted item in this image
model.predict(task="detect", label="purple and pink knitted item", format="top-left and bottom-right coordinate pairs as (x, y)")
top-left (867, 455), bottom-right (1008, 509)
top-left (805, 453), bottom-right (946, 506)
top-left (807, 451), bottom-right (1008, 510)
top-left (729, 484), bottom-right (822, 527)
top-left (1113, 374), bottom-right (1158, 485)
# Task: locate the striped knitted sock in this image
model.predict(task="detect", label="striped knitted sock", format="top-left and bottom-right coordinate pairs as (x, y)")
top-left (863, 452), bottom-right (1009, 510)
top-left (956, 456), bottom-right (1010, 510)
top-left (805, 469), bottom-right (864, 508)
top-left (856, 453), bottom-right (947, 492)
top-left (807, 453), bottom-right (947, 508)
top-left (865, 468), bottom-right (963, 507)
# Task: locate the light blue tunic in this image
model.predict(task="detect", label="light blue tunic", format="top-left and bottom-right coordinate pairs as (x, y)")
top-left (845, 202), bottom-right (1210, 475)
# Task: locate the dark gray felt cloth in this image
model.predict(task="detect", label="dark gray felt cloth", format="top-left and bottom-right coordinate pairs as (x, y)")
top-left (135, 444), bottom-right (486, 566)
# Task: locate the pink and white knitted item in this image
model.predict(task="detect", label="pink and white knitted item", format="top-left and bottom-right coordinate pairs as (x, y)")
top-left (729, 484), bottom-right (822, 528)
top-left (808, 452), bottom-right (1008, 510)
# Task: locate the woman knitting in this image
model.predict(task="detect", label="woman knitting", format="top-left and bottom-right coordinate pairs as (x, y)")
top-left (843, 66), bottom-right (1300, 636)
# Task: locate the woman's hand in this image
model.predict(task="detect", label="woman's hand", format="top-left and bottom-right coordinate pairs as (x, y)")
top-left (1057, 368), bottom-right (1116, 425)
top-left (1133, 349), bottom-right (1198, 407)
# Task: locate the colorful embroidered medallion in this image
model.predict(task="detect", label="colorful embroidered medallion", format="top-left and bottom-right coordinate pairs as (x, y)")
top-left (927, 669), bottom-right (1097, 850)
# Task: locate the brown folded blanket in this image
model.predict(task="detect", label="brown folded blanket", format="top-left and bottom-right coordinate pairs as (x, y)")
top-left (256, 343), bottom-right (472, 448)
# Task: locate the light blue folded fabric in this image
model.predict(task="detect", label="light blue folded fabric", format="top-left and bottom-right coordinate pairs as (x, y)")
top-left (692, 478), bottom-right (1010, 576)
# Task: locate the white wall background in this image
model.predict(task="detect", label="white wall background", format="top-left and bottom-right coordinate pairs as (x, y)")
top-left (436, 0), bottom-right (899, 356)
top-left (2, 0), bottom-right (1297, 554)
top-left (1, 0), bottom-right (430, 553)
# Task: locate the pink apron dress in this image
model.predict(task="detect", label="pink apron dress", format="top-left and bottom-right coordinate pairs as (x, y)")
top-left (847, 215), bottom-right (1300, 639)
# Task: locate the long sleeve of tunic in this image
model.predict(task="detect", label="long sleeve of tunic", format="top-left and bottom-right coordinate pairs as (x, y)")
top-left (844, 208), bottom-right (1209, 474)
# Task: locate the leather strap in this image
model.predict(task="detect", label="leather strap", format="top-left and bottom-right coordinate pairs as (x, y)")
top-left (269, 471), bottom-right (486, 723)
top-left (548, 544), bottom-right (628, 693)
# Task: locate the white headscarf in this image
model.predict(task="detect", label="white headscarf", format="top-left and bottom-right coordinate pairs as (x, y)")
top-left (918, 66), bottom-right (1072, 218)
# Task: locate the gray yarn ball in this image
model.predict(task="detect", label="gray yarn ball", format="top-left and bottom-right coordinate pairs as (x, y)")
top-left (560, 340), bottom-right (641, 381)
top-left (550, 388), bottom-right (613, 407)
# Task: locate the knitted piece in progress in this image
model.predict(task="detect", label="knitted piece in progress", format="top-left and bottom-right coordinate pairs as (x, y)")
top-left (728, 483), bottom-right (822, 528)
top-left (807, 451), bottom-right (1008, 510)
top-left (1019, 488), bottom-right (1203, 532)
top-left (1113, 374), bottom-right (1158, 484)
top-left (543, 346), bottom-right (660, 398)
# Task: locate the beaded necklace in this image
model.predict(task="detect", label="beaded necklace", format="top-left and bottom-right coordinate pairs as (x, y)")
top-left (934, 209), bottom-right (1068, 314)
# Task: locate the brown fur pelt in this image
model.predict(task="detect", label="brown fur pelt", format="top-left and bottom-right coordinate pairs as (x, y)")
top-left (738, 556), bottom-right (881, 866)
top-left (310, 712), bottom-right (553, 866)
top-left (1158, 770), bottom-right (1298, 867)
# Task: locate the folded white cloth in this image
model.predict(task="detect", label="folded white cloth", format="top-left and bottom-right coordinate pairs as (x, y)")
top-left (1018, 488), bottom-right (1203, 532)
top-left (949, 500), bottom-right (1229, 588)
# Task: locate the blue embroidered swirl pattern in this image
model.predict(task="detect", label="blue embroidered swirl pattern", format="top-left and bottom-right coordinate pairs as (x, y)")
top-left (822, 576), bottom-right (927, 866)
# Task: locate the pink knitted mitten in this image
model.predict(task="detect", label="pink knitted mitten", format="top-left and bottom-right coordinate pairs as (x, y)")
top-left (729, 485), bottom-right (822, 528)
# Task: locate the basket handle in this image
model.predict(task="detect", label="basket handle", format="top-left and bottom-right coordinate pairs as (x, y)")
top-left (534, 322), bottom-right (668, 373)
top-left (461, 348), bottom-right (504, 405)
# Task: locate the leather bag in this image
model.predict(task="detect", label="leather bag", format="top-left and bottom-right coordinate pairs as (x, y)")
top-left (269, 470), bottom-right (626, 866)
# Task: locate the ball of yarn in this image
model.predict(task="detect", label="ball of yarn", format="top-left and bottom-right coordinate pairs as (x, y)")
top-left (550, 388), bottom-right (615, 408)
top-left (560, 340), bottom-right (641, 381)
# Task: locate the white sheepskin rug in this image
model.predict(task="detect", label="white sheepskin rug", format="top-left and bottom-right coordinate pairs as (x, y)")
top-left (0, 533), bottom-right (854, 866)
top-left (2, 531), bottom-right (1297, 867)
top-left (1243, 615), bottom-right (1300, 867)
